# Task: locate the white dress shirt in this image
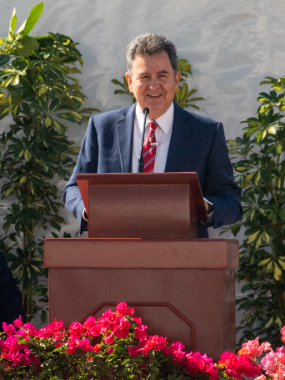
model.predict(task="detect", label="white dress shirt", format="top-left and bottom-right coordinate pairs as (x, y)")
top-left (131, 103), bottom-right (174, 173)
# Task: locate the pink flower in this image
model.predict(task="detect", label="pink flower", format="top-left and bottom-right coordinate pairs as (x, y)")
top-left (79, 338), bottom-right (93, 352)
top-left (89, 324), bottom-right (101, 337)
top-left (139, 338), bottom-right (147, 347)
top-left (22, 323), bottom-right (37, 337)
top-left (84, 316), bottom-right (97, 329)
top-left (262, 347), bottom-right (285, 380)
top-left (116, 302), bottom-right (134, 316)
top-left (67, 339), bottom-right (78, 354)
top-left (164, 346), bottom-right (175, 356)
top-left (55, 342), bottom-right (62, 349)
top-left (97, 310), bottom-right (117, 333)
top-left (50, 319), bottom-right (65, 337)
top-left (219, 351), bottom-right (261, 380)
top-left (172, 342), bottom-right (185, 351)
top-left (255, 375), bottom-right (266, 380)
top-left (173, 349), bottom-right (185, 363)
top-left (113, 316), bottom-right (131, 339)
top-left (38, 326), bottom-right (54, 339)
top-left (103, 332), bottom-right (114, 345)
top-left (238, 337), bottom-right (263, 358)
top-left (149, 335), bottom-right (168, 351)
top-left (13, 316), bottom-right (23, 328)
top-left (198, 353), bottom-right (219, 379)
top-left (69, 321), bottom-right (84, 340)
top-left (280, 326), bottom-right (285, 336)
top-left (170, 342), bottom-right (186, 363)
top-left (261, 341), bottom-right (272, 352)
top-left (107, 347), bottom-right (114, 354)
top-left (94, 344), bottom-right (101, 353)
top-left (140, 335), bottom-right (168, 356)
top-left (185, 351), bottom-right (203, 376)
top-left (128, 346), bottom-right (140, 357)
top-left (133, 317), bottom-right (142, 325)
top-left (2, 322), bottom-right (15, 335)
top-left (134, 325), bottom-right (148, 340)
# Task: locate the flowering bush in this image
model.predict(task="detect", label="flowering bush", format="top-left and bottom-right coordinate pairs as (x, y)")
top-left (0, 302), bottom-right (283, 380)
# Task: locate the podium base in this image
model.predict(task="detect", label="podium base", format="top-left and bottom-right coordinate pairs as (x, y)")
top-left (45, 238), bottom-right (238, 361)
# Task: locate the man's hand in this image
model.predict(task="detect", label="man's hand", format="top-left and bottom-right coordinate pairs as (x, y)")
top-left (81, 208), bottom-right (88, 232)
top-left (82, 208), bottom-right (88, 222)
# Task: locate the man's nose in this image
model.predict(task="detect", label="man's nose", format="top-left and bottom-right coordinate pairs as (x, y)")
top-left (148, 77), bottom-right (160, 89)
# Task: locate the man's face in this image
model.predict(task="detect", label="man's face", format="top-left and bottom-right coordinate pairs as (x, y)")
top-left (125, 51), bottom-right (181, 120)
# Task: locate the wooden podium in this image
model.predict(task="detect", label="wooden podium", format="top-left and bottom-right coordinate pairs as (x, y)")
top-left (44, 173), bottom-right (239, 361)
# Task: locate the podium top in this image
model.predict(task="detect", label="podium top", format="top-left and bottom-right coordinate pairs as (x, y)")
top-left (76, 172), bottom-right (207, 223)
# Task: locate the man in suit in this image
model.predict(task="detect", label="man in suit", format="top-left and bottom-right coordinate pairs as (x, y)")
top-left (0, 251), bottom-right (26, 330)
top-left (63, 33), bottom-right (242, 238)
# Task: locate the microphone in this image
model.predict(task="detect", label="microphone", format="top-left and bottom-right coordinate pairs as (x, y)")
top-left (138, 107), bottom-right (149, 173)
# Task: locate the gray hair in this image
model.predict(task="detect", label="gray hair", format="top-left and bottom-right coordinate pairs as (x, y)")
top-left (126, 33), bottom-right (178, 75)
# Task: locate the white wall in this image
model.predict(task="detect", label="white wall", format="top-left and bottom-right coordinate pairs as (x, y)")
top-left (1, 0), bottom-right (285, 239)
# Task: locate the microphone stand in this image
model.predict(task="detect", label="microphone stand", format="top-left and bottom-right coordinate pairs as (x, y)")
top-left (138, 107), bottom-right (149, 173)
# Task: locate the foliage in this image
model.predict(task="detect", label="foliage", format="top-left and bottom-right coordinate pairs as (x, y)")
top-left (111, 58), bottom-right (204, 110)
top-left (223, 75), bottom-right (285, 347)
top-left (0, 3), bottom-right (98, 323)
top-left (0, 301), bottom-right (273, 380)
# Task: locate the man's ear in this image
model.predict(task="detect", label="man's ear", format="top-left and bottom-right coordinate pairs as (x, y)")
top-left (174, 71), bottom-right (181, 90)
top-left (125, 72), bottom-right (133, 93)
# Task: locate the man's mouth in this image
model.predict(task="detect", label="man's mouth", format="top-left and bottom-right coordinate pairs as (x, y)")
top-left (148, 94), bottom-right (161, 98)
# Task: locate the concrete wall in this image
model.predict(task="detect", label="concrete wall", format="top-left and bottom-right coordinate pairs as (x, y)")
top-left (2, 0), bottom-right (284, 239)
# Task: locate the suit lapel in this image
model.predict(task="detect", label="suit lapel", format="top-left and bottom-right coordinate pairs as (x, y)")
top-left (116, 104), bottom-right (136, 173)
top-left (165, 102), bottom-right (194, 172)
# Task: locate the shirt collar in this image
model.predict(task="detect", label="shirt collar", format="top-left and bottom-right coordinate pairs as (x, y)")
top-left (135, 102), bottom-right (174, 135)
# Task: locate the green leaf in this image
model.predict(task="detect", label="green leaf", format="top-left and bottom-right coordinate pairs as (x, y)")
top-left (1, 77), bottom-right (14, 88)
top-left (260, 258), bottom-right (272, 266)
top-left (0, 55), bottom-right (11, 66)
top-left (9, 8), bottom-right (17, 37)
top-left (247, 231), bottom-right (260, 244)
top-left (0, 97), bottom-right (9, 105)
top-left (0, 103), bottom-right (14, 116)
top-left (114, 89), bottom-right (128, 94)
top-left (256, 233), bottom-right (263, 248)
top-left (24, 149), bottom-right (31, 161)
top-left (45, 116), bottom-right (52, 127)
top-left (274, 263), bottom-right (282, 281)
top-left (277, 144), bottom-right (283, 154)
top-left (17, 36), bottom-right (40, 55)
top-left (254, 171), bottom-right (261, 185)
top-left (275, 316), bottom-right (282, 327)
top-left (53, 120), bottom-right (66, 135)
top-left (268, 126), bottom-right (276, 135)
top-left (277, 258), bottom-right (285, 270)
top-left (111, 78), bottom-right (126, 87)
top-left (5, 186), bottom-right (14, 197)
top-left (39, 86), bottom-right (48, 96)
top-left (264, 316), bottom-right (274, 328)
top-left (16, 2), bottom-right (44, 36)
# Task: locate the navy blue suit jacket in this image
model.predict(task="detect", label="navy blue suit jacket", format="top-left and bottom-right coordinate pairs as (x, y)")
top-left (0, 252), bottom-right (26, 330)
top-left (63, 102), bottom-right (242, 237)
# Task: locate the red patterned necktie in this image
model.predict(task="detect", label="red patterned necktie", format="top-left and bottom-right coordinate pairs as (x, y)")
top-left (142, 121), bottom-right (158, 173)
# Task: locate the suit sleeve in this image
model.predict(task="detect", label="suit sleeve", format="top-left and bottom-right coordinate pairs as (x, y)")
top-left (203, 122), bottom-right (242, 229)
top-left (62, 116), bottom-right (98, 233)
top-left (0, 252), bottom-right (26, 329)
